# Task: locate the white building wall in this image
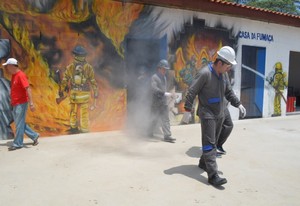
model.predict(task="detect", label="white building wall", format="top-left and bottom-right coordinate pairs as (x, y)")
top-left (193, 11), bottom-right (300, 120)
top-left (154, 6), bottom-right (300, 120)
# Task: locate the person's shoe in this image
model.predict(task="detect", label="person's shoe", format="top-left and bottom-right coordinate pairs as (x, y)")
top-left (164, 136), bottom-right (176, 143)
top-left (33, 134), bottom-right (39, 146)
top-left (217, 146), bottom-right (226, 155)
top-left (208, 174), bottom-right (227, 186)
top-left (216, 152), bottom-right (222, 158)
top-left (69, 128), bottom-right (79, 134)
top-left (8, 146), bottom-right (22, 151)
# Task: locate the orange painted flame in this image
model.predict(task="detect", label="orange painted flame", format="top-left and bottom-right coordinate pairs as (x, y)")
top-left (1, 6), bottom-right (127, 137)
top-left (93, 0), bottom-right (144, 57)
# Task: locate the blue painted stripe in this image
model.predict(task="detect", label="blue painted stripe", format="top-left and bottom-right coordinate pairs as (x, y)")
top-left (202, 145), bottom-right (213, 151)
top-left (208, 97), bottom-right (220, 104)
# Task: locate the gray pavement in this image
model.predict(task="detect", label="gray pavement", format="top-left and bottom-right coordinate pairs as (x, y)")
top-left (0, 115), bottom-right (300, 206)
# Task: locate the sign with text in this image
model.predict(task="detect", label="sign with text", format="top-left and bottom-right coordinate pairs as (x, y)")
top-left (238, 31), bottom-right (274, 42)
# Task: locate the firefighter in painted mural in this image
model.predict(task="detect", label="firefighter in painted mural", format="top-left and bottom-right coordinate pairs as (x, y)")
top-left (58, 45), bottom-right (98, 134)
top-left (179, 55), bottom-right (197, 124)
top-left (179, 55), bottom-right (197, 87)
top-left (267, 62), bottom-right (288, 116)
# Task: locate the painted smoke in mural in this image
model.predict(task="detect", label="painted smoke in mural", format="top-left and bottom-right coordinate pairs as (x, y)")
top-left (2, 0), bottom-right (284, 139)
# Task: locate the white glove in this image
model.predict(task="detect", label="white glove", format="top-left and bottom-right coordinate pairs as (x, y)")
top-left (164, 92), bottom-right (172, 97)
top-left (238, 104), bottom-right (246, 118)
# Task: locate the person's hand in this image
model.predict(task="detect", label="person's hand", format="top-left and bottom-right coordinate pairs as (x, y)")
top-left (238, 104), bottom-right (246, 118)
top-left (164, 92), bottom-right (172, 97)
top-left (90, 103), bottom-right (98, 111)
top-left (29, 103), bottom-right (36, 112)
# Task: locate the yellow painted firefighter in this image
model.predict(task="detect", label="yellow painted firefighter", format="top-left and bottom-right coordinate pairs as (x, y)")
top-left (59, 45), bottom-right (98, 133)
top-left (268, 62), bottom-right (288, 116)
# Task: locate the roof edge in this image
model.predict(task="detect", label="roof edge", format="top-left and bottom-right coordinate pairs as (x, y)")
top-left (114, 0), bottom-right (300, 28)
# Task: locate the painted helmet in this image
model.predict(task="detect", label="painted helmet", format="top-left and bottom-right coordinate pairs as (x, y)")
top-left (274, 62), bottom-right (282, 72)
top-left (72, 45), bottom-right (87, 56)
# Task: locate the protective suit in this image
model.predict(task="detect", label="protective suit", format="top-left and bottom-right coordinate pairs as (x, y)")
top-left (60, 46), bottom-right (98, 133)
top-left (270, 62), bottom-right (288, 116)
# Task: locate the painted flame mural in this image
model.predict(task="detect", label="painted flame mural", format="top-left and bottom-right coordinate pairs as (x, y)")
top-left (0, 0), bottom-right (143, 137)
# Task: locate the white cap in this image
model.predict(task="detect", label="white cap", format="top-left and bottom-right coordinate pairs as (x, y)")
top-left (2, 58), bottom-right (18, 66)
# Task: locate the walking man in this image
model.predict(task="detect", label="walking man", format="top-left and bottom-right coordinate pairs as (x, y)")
top-left (3, 58), bottom-right (39, 151)
top-left (184, 46), bottom-right (237, 186)
top-left (148, 59), bottom-right (176, 143)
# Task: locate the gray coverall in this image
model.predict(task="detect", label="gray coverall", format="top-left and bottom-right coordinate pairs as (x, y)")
top-left (184, 63), bottom-right (239, 178)
top-left (148, 72), bottom-right (172, 138)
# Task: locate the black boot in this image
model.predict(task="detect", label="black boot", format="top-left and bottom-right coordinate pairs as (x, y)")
top-left (164, 136), bottom-right (176, 143)
top-left (217, 146), bottom-right (226, 155)
top-left (208, 174), bottom-right (227, 186)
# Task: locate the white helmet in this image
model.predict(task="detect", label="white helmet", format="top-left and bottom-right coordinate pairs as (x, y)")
top-left (217, 46), bottom-right (237, 66)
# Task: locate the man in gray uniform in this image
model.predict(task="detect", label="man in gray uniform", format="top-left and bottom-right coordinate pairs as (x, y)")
top-left (148, 59), bottom-right (176, 143)
top-left (184, 46), bottom-right (237, 186)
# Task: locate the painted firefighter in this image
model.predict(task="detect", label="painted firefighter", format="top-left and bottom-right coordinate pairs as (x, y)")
top-left (179, 55), bottom-right (197, 87)
top-left (267, 62), bottom-right (288, 116)
top-left (57, 45), bottom-right (98, 133)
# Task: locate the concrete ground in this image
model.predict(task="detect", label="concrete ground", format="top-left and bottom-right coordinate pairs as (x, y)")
top-left (0, 115), bottom-right (299, 206)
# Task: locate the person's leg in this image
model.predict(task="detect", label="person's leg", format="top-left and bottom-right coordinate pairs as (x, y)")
top-left (200, 118), bottom-right (218, 178)
top-left (69, 103), bottom-right (78, 133)
top-left (80, 103), bottom-right (89, 133)
top-left (147, 106), bottom-right (158, 137)
top-left (24, 123), bottom-right (38, 138)
top-left (217, 108), bottom-right (233, 153)
top-left (161, 105), bottom-right (172, 138)
top-left (11, 103), bottom-right (27, 148)
top-left (200, 118), bottom-right (226, 186)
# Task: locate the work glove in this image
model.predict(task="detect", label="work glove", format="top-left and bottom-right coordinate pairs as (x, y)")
top-left (238, 104), bottom-right (246, 118)
top-left (175, 95), bottom-right (181, 104)
top-left (164, 92), bottom-right (172, 97)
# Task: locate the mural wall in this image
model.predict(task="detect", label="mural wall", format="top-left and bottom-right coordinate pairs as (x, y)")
top-left (1, 0), bottom-right (300, 139)
top-left (0, 0), bottom-right (137, 138)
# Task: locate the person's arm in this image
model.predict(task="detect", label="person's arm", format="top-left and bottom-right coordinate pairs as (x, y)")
top-left (26, 86), bottom-right (35, 112)
top-left (151, 75), bottom-right (165, 97)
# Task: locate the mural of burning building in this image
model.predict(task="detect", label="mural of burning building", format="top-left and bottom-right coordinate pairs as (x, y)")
top-left (0, 0), bottom-right (299, 137)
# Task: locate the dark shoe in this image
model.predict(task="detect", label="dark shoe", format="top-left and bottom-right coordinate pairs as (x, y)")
top-left (208, 174), bottom-right (227, 186)
top-left (33, 134), bottom-right (39, 146)
top-left (216, 152), bottom-right (222, 158)
top-left (68, 128), bottom-right (79, 134)
top-left (217, 146), bottom-right (226, 155)
top-left (8, 146), bottom-right (22, 151)
top-left (164, 136), bottom-right (176, 143)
